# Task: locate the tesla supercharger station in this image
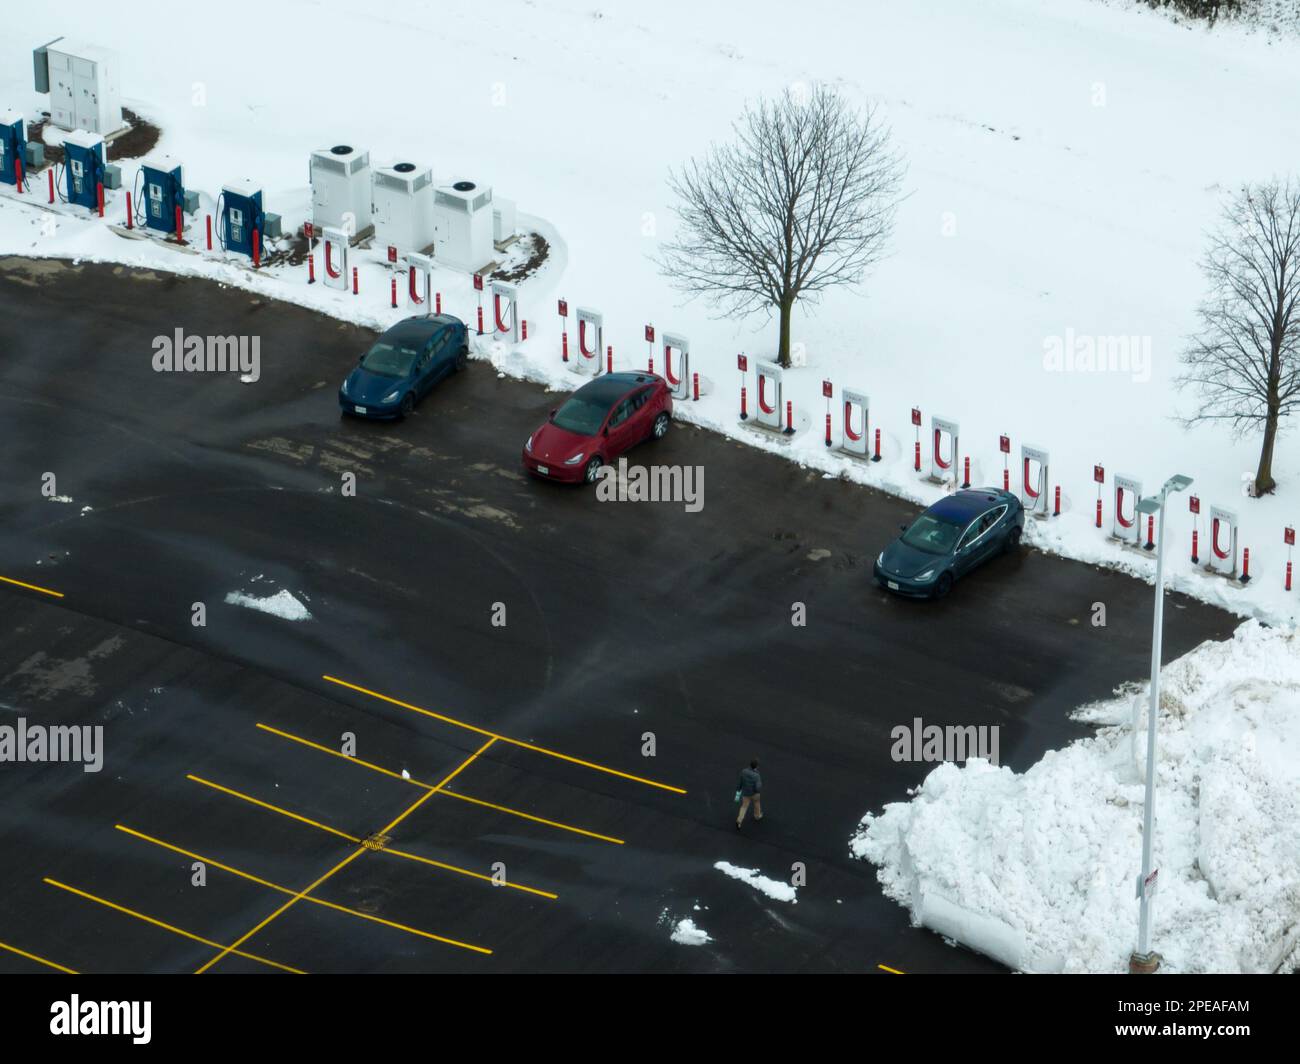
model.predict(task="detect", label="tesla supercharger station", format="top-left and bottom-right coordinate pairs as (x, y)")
top-left (928, 416), bottom-right (959, 484)
top-left (840, 389), bottom-right (870, 458)
top-left (574, 307), bottom-right (602, 375)
top-left (662, 333), bottom-right (690, 399)
top-left (321, 225), bottom-right (349, 290)
top-left (62, 129), bottom-right (105, 210)
top-left (373, 161), bottom-right (436, 256)
top-left (311, 145), bottom-right (372, 239)
top-left (492, 280), bottom-right (519, 342)
top-left (407, 252), bottom-right (434, 309)
top-left (755, 361), bottom-right (783, 430)
top-left (1112, 474), bottom-right (1142, 547)
top-left (137, 159), bottom-right (185, 234)
top-left (1207, 505), bottom-right (1239, 576)
top-left (1021, 444), bottom-right (1050, 517)
top-left (433, 180), bottom-right (494, 272)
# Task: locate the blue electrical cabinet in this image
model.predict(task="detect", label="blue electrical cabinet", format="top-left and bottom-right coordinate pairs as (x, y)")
top-left (0, 111), bottom-right (25, 187)
top-left (62, 131), bottom-right (105, 210)
top-left (220, 183), bottom-right (265, 258)
top-left (139, 162), bottom-right (185, 234)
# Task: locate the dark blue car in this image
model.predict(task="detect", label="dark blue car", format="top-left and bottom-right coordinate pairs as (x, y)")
top-left (874, 488), bottom-right (1025, 598)
top-left (339, 314), bottom-right (469, 420)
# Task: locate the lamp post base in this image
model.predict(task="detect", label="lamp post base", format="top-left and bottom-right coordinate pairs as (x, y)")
top-left (1128, 951), bottom-right (1162, 974)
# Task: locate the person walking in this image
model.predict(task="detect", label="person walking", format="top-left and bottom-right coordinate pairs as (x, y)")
top-left (735, 759), bottom-right (763, 829)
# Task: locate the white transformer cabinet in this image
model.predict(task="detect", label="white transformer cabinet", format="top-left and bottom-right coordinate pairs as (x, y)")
top-left (38, 39), bottom-right (123, 136)
top-left (373, 161), bottom-right (436, 255)
top-left (432, 179), bottom-right (494, 272)
top-left (310, 144), bottom-right (372, 237)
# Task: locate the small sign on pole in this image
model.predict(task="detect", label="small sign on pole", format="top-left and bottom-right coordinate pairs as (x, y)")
top-left (557, 298), bottom-right (568, 318)
top-left (737, 354), bottom-right (748, 372)
top-left (1137, 869), bottom-right (1159, 900)
top-left (1094, 464), bottom-right (1105, 484)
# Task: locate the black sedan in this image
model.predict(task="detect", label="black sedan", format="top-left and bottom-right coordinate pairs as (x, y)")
top-left (873, 488), bottom-right (1025, 598)
top-left (339, 314), bottom-right (469, 420)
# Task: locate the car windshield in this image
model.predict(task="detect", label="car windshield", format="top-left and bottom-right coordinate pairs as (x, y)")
top-left (361, 340), bottom-right (421, 378)
top-left (551, 393), bottom-right (611, 436)
top-left (901, 513), bottom-right (963, 555)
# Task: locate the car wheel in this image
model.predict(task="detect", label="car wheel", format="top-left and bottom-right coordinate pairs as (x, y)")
top-left (583, 456), bottom-right (603, 484)
top-left (933, 572), bottom-right (953, 599)
top-left (651, 411), bottom-right (670, 440)
top-left (398, 393), bottom-right (415, 420)
top-left (456, 346), bottom-right (469, 372)
top-left (1005, 526), bottom-right (1022, 554)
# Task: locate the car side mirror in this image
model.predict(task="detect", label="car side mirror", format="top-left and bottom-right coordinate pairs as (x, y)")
top-left (549, 408), bottom-right (557, 419)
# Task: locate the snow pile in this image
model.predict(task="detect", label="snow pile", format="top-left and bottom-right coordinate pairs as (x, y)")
top-left (223, 589), bottom-right (313, 622)
top-left (714, 861), bottom-right (799, 904)
top-left (670, 919), bottom-right (712, 946)
top-left (852, 620), bottom-right (1300, 973)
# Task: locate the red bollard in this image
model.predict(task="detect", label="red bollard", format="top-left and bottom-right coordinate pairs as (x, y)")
top-left (97, 182), bottom-right (104, 218)
top-left (48, 169), bottom-right (54, 204)
top-left (476, 305), bottom-right (484, 334)
top-left (1145, 514), bottom-right (1155, 550)
top-left (914, 440), bottom-right (921, 472)
top-left (521, 319), bottom-right (528, 341)
top-left (206, 214), bottom-right (212, 250)
top-left (562, 331), bottom-right (569, 361)
top-left (1003, 468), bottom-right (1010, 492)
top-left (307, 254), bottom-right (315, 284)
top-left (175, 204), bottom-right (184, 243)
top-left (1241, 548), bottom-right (1251, 584)
top-left (1191, 529), bottom-right (1199, 564)
top-left (825, 412), bottom-right (832, 447)
top-left (390, 275), bottom-right (397, 308)
top-left (692, 372), bottom-right (699, 401)
top-left (873, 427), bottom-right (881, 462)
top-left (252, 228), bottom-right (260, 268)
top-left (1286, 560), bottom-right (1293, 591)
top-left (1054, 485), bottom-right (1061, 517)
top-left (435, 292), bottom-right (442, 315)
top-left (352, 266), bottom-right (359, 295)
top-left (126, 190), bottom-right (133, 229)
top-left (962, 456), bottom-right (971, 489)
top-left (14, 158), bottom-right (21, 194)
top-left (606, 345), bottom-right (613, 374)
top-left (784, 400), bottom-right (794, 435)
top-left (1095, 498), bottom-right (1102, 529)
top-left (740, 385), bottom-right (748, 420)
top-left (648, 353), bottom-right (654, 373)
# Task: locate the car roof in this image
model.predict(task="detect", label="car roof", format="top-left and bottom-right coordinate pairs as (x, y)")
top-left (926, 490), bottom-right (1006, 523)
top-left (573, 372), bottom-right (660, 405)
top-left (381, 315), bottom-right (459, 342)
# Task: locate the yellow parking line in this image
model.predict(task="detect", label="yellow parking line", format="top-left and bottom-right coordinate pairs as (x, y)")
top-left (194, 738), bottom-right (497, 974)
top-left (185, 774), bottom-right (559, 897)
top-left (321, 674), bottom-right (687, 794)
top-left (255, 723), bottom-right (624, 844)
top-left (0, 938), bottom-right (77, 974)
top-left (116, 825), bottom-right (497, 951)
top-left (43, 878), bottom-right (304, 974)
top-left (878, 964), bottom-right (905, 975)
top-left (0, 574), bottom-right (64, 599)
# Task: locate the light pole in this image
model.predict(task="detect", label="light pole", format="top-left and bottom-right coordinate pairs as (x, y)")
top-left (1129, 473), bottom-right (1192, 975)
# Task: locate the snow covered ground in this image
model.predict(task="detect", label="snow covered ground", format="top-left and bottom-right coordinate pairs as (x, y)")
top-left (852, 620), bottom-right (1300, 973)
top-left (2, 0), bottom-right (1298, 628)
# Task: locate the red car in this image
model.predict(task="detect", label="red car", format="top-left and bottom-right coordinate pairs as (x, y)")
top-left (523, 371), bottom-right (673, 484)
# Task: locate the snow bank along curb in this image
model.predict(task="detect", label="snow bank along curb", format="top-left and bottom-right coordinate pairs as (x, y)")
top-left (851, 621), bottom-right (1300, 974)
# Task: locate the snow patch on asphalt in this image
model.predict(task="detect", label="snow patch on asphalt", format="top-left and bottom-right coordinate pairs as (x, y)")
top-left (714, 861), bottom-right (799, 903)
top-left (670, 918), bottom-right (712, 946)
top-left (852, 620), bottom-right (1300, 974)
top-left (224, 589), bottom-right (313, 621)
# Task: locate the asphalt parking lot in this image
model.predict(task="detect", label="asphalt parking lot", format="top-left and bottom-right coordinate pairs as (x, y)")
top-left (0, 257), bottom-right (1237, 973)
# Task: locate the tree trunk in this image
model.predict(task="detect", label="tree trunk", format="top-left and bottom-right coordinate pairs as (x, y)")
top-left (1255, 404), bottom-right (1279, 496)
top-left (777, 295), bottom-right (794, 368)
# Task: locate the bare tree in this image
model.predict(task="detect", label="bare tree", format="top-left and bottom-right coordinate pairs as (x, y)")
top-left (658, 84), bottom-right (904, 368)
top-left (1178, 178), bottom-right (1300, 496)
